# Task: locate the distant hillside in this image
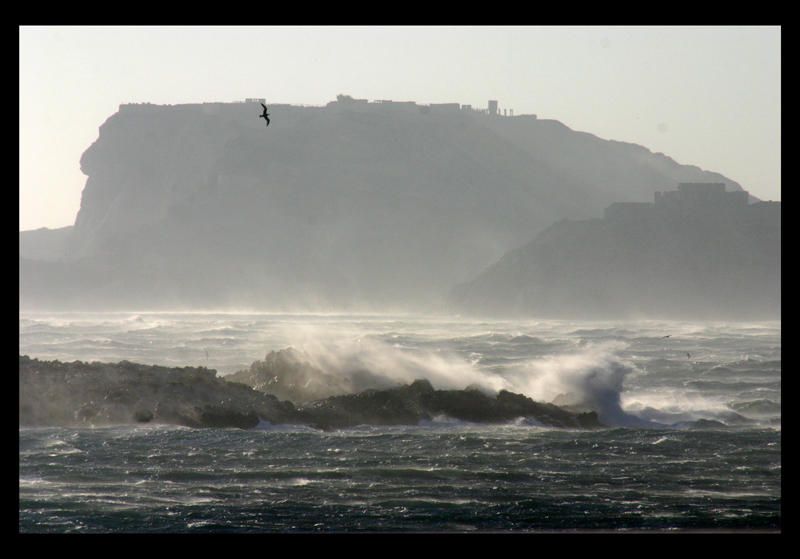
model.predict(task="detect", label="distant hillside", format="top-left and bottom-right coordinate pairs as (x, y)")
top-left (19, 226), bottom-right (73, 262)
top-left (451, 184), bottom-right (780, 320)
top-left (20, 97), bottom-right (749, 311)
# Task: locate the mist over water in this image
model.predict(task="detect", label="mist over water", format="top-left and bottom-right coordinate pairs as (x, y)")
top-left (20, 312), bottom-right (780, 428)
top-left (19, 26), bottom-right (780, 533)
top-left (19, 312), bottom-right (780, 531)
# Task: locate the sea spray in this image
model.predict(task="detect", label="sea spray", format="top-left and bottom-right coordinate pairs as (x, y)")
top-left (496, 341), bottom-right (661, 428)
top-left (256, 328), bottom-right (657, 426)
top-left (265, 323), bottom-right (510, 396)
top-left (19, 314), bottom-right (782, 531)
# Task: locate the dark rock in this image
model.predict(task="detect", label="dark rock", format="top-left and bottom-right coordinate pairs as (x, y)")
top-left (408, 379), bottom-right (435, 394)
top-left (76, 403), bottom-right (99, 422)
top-left (133, 409), bottom-right (154, 423)
top-left (19, 355), bottom-right (604, 430)
top-left (19, 355), bottom-right (302, 429)
top-left (297, 378), bottom-right (603, 430)
top-left (194, 406), bottom-right (260, 429)
top-left (225, 347), bottom-right (396, 403)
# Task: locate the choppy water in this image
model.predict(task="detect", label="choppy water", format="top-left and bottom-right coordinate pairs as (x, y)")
top-left (19, 313), bottom-right (781, 532)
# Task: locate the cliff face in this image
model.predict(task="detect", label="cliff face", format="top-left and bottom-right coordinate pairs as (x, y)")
top-left (452, 191), bottom-right (781, 320)
top-left (20, 100), bottom-right (747, 311)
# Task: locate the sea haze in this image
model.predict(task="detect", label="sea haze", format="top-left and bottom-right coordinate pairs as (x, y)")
top-left (20, 27), bottom-right (780, 534)
top-left (19, 313), bottom-right (781, 532)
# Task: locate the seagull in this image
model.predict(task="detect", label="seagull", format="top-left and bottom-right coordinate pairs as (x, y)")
top-left (259, 103), bottom-right (270, 127)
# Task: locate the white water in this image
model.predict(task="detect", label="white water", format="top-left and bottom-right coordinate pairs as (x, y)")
top-left (19, 312), bottom-right (781, 428)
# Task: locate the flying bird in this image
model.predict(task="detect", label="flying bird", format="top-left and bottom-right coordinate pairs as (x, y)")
top-left (259, 103), bottom-right (270, 126)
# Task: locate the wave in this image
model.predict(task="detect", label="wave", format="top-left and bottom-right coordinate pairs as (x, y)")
top-left (194, 327), bottom-right (251, 336)
top-left (259, 327), bottom-right (659, 428)
top-left (417, 415), bottom-right (478, 428)
top-left (685, 379), bottom-right (781, 391)
top-left (249, 332), bottom-right (775, 430)
top-left (728, 399), bottom-right (781, 416)
top-left (498, 342), bottom-right (663, 428)
top-left (253, 420), bottom-right (322, 433)
top-left (20, 314), bottom-right (780, 433)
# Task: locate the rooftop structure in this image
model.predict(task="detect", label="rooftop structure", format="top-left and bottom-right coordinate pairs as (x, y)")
top-left (121, 96), bottom-right (529, 120)
top-left (429, 103), bottom-right (461, 113)
top-left (655, 182), bottom-right (749, 213)
top-left (335, 94), bottom-right (368, 104)
top-left (604, 183), bottom-right (773, 223)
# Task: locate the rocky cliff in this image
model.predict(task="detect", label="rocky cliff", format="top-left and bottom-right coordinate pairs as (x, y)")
top-left (20, 98), bottom-right (747, 311)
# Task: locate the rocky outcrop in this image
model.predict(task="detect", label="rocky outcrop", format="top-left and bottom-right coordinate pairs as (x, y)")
top-left (19, 356), bottom-right (603, 430)
top-left (20, 99), bottom-right (747, 311)
top-left (225, 348), bottom-right (394, 404)
top-left (19, 355), bottom-right (299, 429)
top-left (299, 379), bottom-right (601, 430)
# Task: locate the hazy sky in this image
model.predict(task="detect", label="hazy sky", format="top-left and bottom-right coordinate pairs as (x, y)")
top-left (20, 25), bottom-right (780, 231)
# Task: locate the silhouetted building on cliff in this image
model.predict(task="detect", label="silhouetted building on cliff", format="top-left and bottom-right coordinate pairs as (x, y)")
top-left (455, 182), bottom-right (780, 319)
top-left (604, 182), bottom-right (775, 224)
top-left (22, 97), bottom-right (757, 313)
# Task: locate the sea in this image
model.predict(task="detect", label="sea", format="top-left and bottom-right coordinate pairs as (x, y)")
top-left (18, 312), bottom-right (781, 532)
